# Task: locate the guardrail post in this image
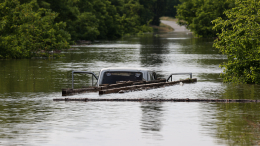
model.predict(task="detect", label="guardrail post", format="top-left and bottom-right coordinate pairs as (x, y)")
top-left (72, 71), bottom-right (74, 89)
top-left (166, 73), bottom-right (193, 82)
top-left (71, 71), bottom-right (98, 89)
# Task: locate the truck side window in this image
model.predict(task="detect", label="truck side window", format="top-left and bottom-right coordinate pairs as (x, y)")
top-left (149, 72), bottom-right (156, 81)
top-left (153, 72), bottom-right (157, 80)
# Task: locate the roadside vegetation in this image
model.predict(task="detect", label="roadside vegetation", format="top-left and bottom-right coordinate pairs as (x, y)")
top-left (151, 17), bottom-right (174, 32)
top-left (176, 0), bottom-right (260, 84)
top-left (175, 0), bottom-right (235, 38)
top-left (213, 0), bottom-right (260, 84)
top-left (0, 0), bottom-right (179, 59)
top-left (160, 16), bottom-right (177, 22)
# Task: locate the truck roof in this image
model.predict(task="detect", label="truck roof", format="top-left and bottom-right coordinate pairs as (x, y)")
top-left (100, 67), bottom-right (153, 72)
top-left (97, 67), bottom-right (154, 86)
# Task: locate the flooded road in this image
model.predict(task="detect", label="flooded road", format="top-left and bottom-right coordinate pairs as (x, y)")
top-left (161, 20), bottom-right (189, 32)
top-left (1, 31), bottom-right (260, 146)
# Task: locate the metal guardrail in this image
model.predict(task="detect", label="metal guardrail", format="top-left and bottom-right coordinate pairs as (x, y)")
top-left (166, 73), bottom-right (192, 82)
top-left (72, 71), bottom-right (98, 89)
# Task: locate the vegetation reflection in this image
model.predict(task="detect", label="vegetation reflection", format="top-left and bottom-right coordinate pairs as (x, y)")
top-left (140, 102), bottom-right (163, 140)
top-left (214, 103), bottom-right (260, 145)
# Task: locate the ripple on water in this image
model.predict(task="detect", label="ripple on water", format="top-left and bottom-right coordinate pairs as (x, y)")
top-left (1, 32), bottom-right (260, 146)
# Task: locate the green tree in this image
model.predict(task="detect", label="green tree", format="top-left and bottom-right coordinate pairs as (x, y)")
top-left (164, 0), bottom-right (180, 17)
top-left (42, 0), bottom-right (151, 40)
top-left (139, 0), bottom-right (167, 26)
top-left (119, 0), bottom-right (150, 35)
top-left (35, 0), bottom-right (80, 41)
top-left (0, 0), bottom-right (70, 59)
top-left (0, 0), bottom-right (154, 59)
top-left (213, 0), bottom-right (260, 83)
top-left (175, 0), bottom-right (234, 37)
top-left (138, 0), bottom-right (154, 25)
top-left (92, 0), bottom-right (121, 39)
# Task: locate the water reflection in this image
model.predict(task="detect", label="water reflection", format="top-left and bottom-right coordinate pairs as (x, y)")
top-left (139, 35), bottom-right (169, 67)
top-left (140, 102), bottom-right (164, 140)
top-left (0, 93), bottom-right (54, 145)
top-left (1, 31), bottom-right (260, 145)
top-left (214, 103), bottom-right (260, 145)
top-left (222, 84), bottom-right (260, 99)
top-left (0, 59), bottom-right (68, 93)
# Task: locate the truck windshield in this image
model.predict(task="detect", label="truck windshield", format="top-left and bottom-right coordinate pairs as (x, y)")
top-left (102, 72), bottom-right (143, 84)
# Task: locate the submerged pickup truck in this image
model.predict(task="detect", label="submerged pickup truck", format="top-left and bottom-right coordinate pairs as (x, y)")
top-left (71, 67), bottom-right (192, 88)
top-left (62, 67), bottom-right (195, 96)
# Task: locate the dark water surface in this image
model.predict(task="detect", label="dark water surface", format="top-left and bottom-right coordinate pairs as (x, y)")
top-left (1, 31), bottom-right (260, 146)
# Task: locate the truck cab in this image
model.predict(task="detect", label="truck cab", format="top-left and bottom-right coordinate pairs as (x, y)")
top-left (97, 67), bottom-right (157, 86)
top-left (71, 67), bottom-right (157, 88)
top-left (71, 67), bottom-right (192, 89)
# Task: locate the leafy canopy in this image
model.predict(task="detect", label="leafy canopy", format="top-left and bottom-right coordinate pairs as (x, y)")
top-left (213, 0), bottom-right (260, 83)
top-left (0, 0), bottom-right (179, 59)
top-left (0, 0), bottom-right (71, 59)
top-left (37, 0), bottom-right (153, 40)
top-left (175, 0), bottom-right (234, 37)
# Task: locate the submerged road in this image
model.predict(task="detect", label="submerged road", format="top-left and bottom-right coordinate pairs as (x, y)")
top-left (161, 20), bottom-right (189, 32)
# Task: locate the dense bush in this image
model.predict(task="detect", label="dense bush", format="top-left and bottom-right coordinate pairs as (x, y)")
top-left (0, 0), bottom-right (70, 58)
top-left (0, 0), bottom-right (179, 59)
top-left (175, 0), bottom-right (234, 37)
top-left (213, 0), bottom-right (260, 84)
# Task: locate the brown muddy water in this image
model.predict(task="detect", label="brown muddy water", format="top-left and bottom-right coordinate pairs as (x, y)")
top-left (1, 31), bottom-right (260, 146)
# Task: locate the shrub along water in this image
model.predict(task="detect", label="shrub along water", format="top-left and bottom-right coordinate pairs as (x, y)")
top-left (1, 0), bottom-right (180, 59)
top-left (0, 0), bottom-right (71, 59)
top-left (213, 0), bottom-right (260, 84)
top-left (175, 0), bottom-right (260, 84)
top-left (175, 0), bottom-right (235, 37)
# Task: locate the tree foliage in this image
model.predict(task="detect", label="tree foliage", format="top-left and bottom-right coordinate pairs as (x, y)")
top-left (175, 0), bottom-right (234, 37)
top-left (0, 0), bottom-right (180, 58)
top-left (0, 0), bottom-right (70, 59)
top-left (213, 0), bottom-right (260, 84)
top-left (139, 0), bottom-right (180, 26)
top-left (164, 0), bottom-right (180, 17)
top-left (36, 0), bottom-right (153, 40)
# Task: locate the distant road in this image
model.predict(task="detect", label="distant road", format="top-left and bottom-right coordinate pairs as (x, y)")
top-left (161, 20), bottom-right (189, 32)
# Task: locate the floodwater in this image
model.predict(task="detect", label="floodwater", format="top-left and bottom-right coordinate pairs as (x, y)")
top-left (1, 31), bottom-right (260, 146)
